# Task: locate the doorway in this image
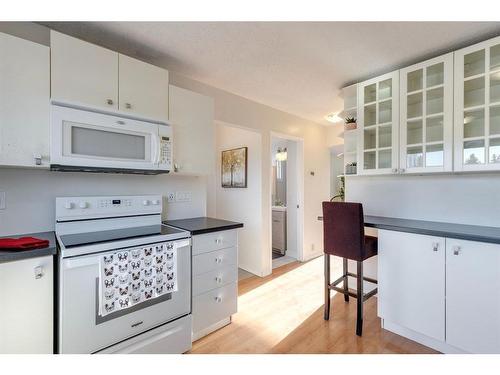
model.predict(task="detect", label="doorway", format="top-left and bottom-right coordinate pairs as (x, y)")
top-left (270, 133), bottom-right (304, 271)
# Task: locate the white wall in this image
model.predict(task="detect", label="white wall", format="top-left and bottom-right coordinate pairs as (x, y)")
top-left (346, 173), bottom-right (500, 227)
top-left (0, 169), bottom-right (207, 236)
top-left (216, 123), bottom-right (263, 276)
top-left (171, 73), bottom-right (335, 276)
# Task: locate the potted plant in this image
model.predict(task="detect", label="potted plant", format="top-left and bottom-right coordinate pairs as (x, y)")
top-left (344, 117), bottom-right (357, 131)
top-left (346, 162), bottom-right (357, 175)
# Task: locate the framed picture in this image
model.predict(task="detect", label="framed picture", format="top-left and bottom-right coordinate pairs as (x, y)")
top-left (221, 147), bottom-right (248, 188)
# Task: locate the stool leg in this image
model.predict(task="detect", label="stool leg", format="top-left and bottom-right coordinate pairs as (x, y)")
top-left (324, 254), bottom-right (331, 320)
top-left (356, 261), bottom-right (363, 336)
top-left (343, 258), bottom-right (349, 302)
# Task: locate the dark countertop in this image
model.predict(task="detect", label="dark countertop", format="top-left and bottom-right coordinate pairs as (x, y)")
top-left (0, 231), bottom-right (57, 263)
top-left (364, 215), bottom-right (500, 244)
top-left (164, 217), bottom-right (244, 235)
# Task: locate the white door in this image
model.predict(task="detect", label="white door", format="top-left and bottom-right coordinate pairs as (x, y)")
top-left (0, 32), bottom-right (50, 167)
top-left (118, 54), bottom-right (169, 122)
top-left (400, 53), bottom-right (454, 173)
top-left (378, 230), bottom-right (445, 341)
top-left (446, 239), bottom-right (500, 353)
top-left (454, 35), bottom-right (500, 171)
top-left (168, 85), bottom-right (215, 175)
top-left (357, 71), bottom-right (400, 175)
top-left (50, 30), bottom-right (119, 110)
top-left (0, 256), bottom-right (53, 353)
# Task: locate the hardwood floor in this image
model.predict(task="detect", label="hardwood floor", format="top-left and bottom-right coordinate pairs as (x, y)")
top-left (190, 256), bottom-right (438, 354)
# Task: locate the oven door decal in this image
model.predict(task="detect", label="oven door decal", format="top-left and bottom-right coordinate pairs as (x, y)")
top-left (99, 241), bottom-right (178, 316)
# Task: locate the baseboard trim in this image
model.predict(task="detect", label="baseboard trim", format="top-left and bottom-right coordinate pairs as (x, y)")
top-left (192, 317), bottom-right (231, 342)
top-left (382, 319), bottom-right (466, 354)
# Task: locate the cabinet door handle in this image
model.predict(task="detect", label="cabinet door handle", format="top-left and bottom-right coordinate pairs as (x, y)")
top-left (399, 168), bottom-right (406, 174)
top-left (106, 99), bottom-right (114, 105)
top-left (432, 242), bottom-right (439, 252)
top-left (125, 103), bottom-right (132, 109)
top-left (391, 168), bottom-right (398, 173)
top-left (453, 246), bottom-right (461, 256)
top-left (34, 266), bottom-right (44, 279)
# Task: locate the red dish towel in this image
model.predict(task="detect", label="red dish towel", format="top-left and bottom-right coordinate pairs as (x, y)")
top-left (0, 237), bottom-right (50, 250)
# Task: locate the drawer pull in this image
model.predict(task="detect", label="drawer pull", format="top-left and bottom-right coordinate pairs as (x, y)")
top-left (453, 246), bottom-right (461, 256)
top-left (214, 296), bottom-right (222, 303)
top-left (432, 242), bottom-right (439, 252)
top-left (215, 238), bottom-right (223, 244)
top-left (215, 276), bottom-right (223, 284)
top-left (34, 266), bottom-right (44, 279)
top-left (215, 257), bottom-right (223, 264)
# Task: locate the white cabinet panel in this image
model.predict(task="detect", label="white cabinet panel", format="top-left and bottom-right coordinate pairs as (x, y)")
top-left (378, 230), bottom-right (445, 341)
top-left (118, 54), bottom-right (169, 122)
top-left (0, 32), bottom-right (50, 167)
top-left (357, 71), bottom-right (400, 175)
top-left (399, 53), bottom-right (454, 173)
top-left (0, 256), bottom-right (53, 353)
top-left (446, 239), bottom-right (500, 353)
top-left (454, 36), bottom-right (500, 171)
top-left (50, 30), bottom-right (119, 110)
top-left (169, 85), bottom-right (215, 175)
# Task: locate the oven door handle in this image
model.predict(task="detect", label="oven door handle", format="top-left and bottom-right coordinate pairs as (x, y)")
top-left (64, 257), bottom-right (99, 269)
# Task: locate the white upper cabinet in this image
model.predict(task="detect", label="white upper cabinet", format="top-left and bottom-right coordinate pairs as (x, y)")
top-left (0, 32), bottom-right (50, 168)
top-left (50, 31), bottom-right (169, 121)
top-left (169, 85), bottom-right (215, 175)
top-left (119, 54), bottom-right (169, 122)
top-left (50, 30), bottom-right (119, 110)
top-left (454, 36), bottom-right (500, 171)
top-left (357, 71), bottom-right (400, 175)
top-left (400, 53), bottom-right (454, 173)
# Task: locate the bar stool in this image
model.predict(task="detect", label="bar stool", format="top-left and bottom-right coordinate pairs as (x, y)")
top-left (322, 201), bottom-right (378, 336)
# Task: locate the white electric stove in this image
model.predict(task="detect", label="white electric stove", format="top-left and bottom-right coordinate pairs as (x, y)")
top-left (55, 195), bottom-right (192, 354)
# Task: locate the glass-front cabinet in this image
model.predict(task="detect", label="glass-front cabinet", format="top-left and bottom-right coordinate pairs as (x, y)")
top-left (454, 36), bottom-right (500, 171)
top-left (357, 71), bottom-right (399, 175)
top-left (399, 53), bottom-right (454, 173)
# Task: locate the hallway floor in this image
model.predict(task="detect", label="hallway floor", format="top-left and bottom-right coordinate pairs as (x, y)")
top-left (190, 256), bottom-right (437, 354)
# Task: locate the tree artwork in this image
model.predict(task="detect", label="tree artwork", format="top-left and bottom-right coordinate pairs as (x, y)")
top-left (221, 147), bottom-right (248, 188)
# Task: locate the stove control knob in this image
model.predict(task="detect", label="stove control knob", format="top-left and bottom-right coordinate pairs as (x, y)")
top-left (151, 199), bottom-right (160, 205)
top-left (142, 200), bottom-right (150, 206)
top-left (65, 202), bottom-right (74, 209)
top-left (79, 201), bottom-right (88, 209)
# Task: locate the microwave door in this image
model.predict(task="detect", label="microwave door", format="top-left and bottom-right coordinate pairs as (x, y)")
top-left (51, 105), bottom-right (163, 172)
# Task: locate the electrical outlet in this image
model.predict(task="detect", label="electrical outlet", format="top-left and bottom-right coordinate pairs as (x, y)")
top-left (167, 192), bottom-right (175, 203)
top-left (175, 191), bottom-right (192, 203)
top-left (0, 192), bottom-right (5, 210)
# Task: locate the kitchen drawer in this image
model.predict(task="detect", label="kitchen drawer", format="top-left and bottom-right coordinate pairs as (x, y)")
top-left (192, 283), bottom-right (237, 334)
top-left (192, 247), bottom-right (237, 276)
top-left (193, 265), bottom-right (238, 296)
top-left (192, 230), bottom-right (237, 255)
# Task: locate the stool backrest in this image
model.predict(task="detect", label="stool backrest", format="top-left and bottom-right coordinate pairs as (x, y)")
top-left (322, 201), bottom-right (365, 259)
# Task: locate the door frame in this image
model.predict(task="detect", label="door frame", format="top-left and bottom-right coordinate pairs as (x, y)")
top-left (269, 131), bottom-right (305, 268)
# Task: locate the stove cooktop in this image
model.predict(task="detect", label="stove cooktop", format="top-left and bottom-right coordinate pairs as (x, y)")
top-left (59, 225), bottom-right (187, 248)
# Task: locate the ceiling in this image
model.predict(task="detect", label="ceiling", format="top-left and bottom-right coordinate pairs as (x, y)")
top-left (42, 22), bottom-right (500, 126)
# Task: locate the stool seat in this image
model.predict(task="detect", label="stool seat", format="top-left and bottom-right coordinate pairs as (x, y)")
top-left (363, 235), bottom-right (378, 261)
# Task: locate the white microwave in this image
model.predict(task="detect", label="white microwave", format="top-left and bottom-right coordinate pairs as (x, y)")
top-left (50, 104), bottom-right (172, 174)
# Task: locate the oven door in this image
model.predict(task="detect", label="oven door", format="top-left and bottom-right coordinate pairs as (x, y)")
top-left (50, 104), bottom-right (164, 172)
top-left (58, 240), bottom-right (191, 354)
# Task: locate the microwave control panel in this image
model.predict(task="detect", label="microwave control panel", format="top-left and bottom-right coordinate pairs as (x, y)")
top-left (159, 136), bottom-right (172, 166)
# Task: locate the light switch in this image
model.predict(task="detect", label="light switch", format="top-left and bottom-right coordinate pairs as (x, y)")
top-left (0, 192), bottom-right (5, 210)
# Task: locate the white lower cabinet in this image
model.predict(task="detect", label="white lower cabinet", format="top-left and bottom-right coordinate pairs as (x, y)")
top-left (191, 229), bottom-right (238, 341)
top-left (446, 239), bottom-right (500, 353)
top-left (378, 230), bottom-right (445, 341)
top-left (378, 229), bottom-right (500, 353)
top-left (0, 256), bottom-right (53, 354)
